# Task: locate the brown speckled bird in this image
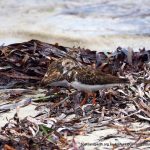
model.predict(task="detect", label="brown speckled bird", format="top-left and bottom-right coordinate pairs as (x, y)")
top-left (42, 57), bottom-right (129, 105)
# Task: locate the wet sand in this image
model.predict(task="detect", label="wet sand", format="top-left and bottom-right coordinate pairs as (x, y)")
top-left (0, 35), bottom-right (150, 51)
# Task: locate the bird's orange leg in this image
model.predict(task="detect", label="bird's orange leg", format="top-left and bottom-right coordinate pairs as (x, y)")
top-left (92, 93), bottom-right (97, 105)
top-left (80, 93), bottom-right (88, 106)
top-left (80, 92), bottom-right (97, 106)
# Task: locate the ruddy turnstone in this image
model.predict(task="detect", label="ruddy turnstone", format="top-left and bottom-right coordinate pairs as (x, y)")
top-left (42, 57), bottom-right (129, 105)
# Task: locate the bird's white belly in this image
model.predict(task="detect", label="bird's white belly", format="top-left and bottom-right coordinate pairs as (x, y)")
top-left (71, 81), bottom-right (122, 92)
top-left (49, 80), bottom-right (70, 87)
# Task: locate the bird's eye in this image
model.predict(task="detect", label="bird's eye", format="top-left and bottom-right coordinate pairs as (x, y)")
top-left (66, 62), bottom-right (69, 65)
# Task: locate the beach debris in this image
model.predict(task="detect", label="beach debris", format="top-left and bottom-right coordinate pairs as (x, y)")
top-left (0, 40), bottom-right (149, 149)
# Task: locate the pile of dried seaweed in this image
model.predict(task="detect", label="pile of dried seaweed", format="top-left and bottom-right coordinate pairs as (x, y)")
top-left (0, 40), bottom-right (150, 149)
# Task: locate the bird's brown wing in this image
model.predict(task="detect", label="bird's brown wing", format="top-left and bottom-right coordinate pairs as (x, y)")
top-left (75, 67), bottom-right (129, 85)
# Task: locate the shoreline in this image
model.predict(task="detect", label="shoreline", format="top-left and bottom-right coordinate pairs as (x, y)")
top-left (0, 35), bottom-right (150, 51)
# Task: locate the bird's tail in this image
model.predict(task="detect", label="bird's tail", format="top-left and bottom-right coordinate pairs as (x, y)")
top-left (136, 78), bottom-right (150, 84)
top-left (119, 78), bottom-right (130, 84)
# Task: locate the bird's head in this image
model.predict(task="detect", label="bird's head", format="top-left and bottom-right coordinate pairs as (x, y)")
top-left (62, 58), bottom-right (77, 74)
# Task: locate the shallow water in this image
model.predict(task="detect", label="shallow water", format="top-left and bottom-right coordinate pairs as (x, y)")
top-left (0, 0), bottom-right (150, 49)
